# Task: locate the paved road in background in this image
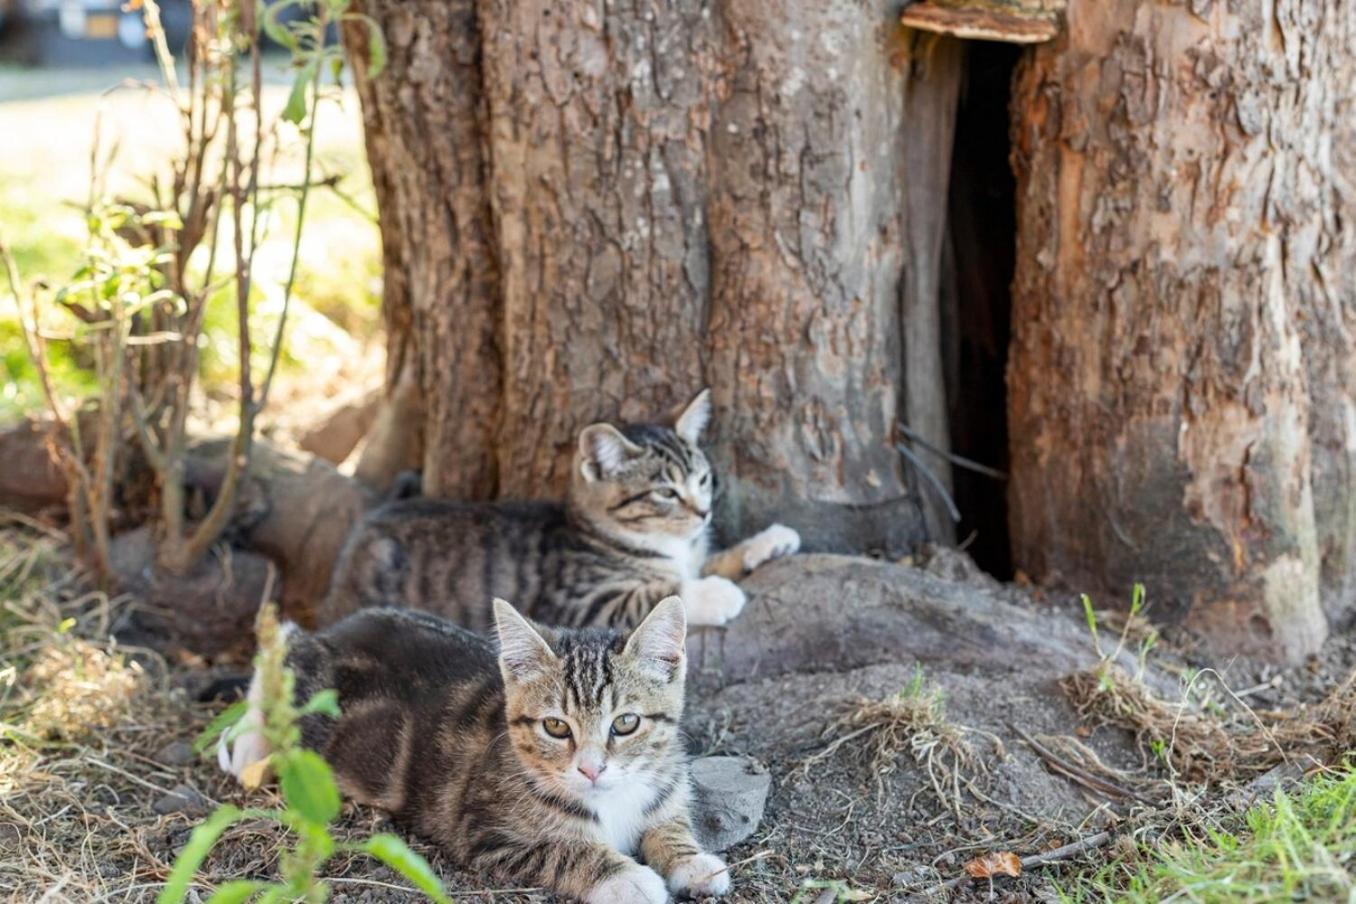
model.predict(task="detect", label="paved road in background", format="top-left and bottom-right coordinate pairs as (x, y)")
top-left (0, 59), bottom-right (296, 104)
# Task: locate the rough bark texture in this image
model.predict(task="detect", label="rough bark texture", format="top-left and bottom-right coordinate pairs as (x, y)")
top-left (1008, 0), bottom-right (1355, 660)
top-left (345, 0), bottom-right (961, 555)
top-left (344, 2), bottom-right (501, 499)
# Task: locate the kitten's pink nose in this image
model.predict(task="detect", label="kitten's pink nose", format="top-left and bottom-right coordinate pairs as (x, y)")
top-left (578, 763), bottom-right (606, 783)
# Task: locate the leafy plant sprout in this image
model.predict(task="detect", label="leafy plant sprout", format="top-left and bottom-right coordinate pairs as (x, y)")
top-left (1, 0), bottom-right (384, 583)
top-left (163, 604), bottom-right (450, 904)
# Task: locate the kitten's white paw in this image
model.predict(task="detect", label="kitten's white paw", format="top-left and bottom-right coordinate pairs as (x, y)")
top-left (586, 864), bottom-right (669, 904)
top-left (741, 524), bottom-right (800, 572)
top-left (217, 675), bottom-right (270, 785)
top-left (682, 576), bottom-right (747, 626)
top-left (223, 721), bottom-right (270, 784)
top-left (668, 852), bottom-right (730, 898)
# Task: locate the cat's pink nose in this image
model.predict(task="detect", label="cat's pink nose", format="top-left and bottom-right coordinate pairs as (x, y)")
top-left (578, 763), bottom-right (606, 783)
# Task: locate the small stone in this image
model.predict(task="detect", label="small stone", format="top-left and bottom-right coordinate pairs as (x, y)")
top-left (153, 783), bottom-right (208, 817)
top-left (689, 755), bottom-right (771, 852)
top-left (155, 740), bottom-right (196, 767)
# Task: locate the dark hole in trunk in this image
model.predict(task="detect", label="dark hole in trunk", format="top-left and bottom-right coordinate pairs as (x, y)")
top-left (941, 40), bottom-right (1019, 579)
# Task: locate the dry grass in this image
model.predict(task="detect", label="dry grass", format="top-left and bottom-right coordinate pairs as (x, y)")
top-left (801, 668), bottom-right (999, 817)
top-left (1062, 661), bottom-right (1354, 785)
top-left (0, 524), bottom-right (550, 902)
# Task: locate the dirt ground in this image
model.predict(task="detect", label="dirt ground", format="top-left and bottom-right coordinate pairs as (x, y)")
top-left (2, 530), bottom-right (1354, 903)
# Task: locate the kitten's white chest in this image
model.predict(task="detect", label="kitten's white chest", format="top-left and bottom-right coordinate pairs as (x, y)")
top-left (591, 782), bottom-right (655, 854)
top-left (630, 534), bottom-right (704, 581)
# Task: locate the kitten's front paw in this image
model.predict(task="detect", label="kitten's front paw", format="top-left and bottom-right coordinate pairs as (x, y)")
top-left (741, 524), bottom-right (800, 572)
top-left (682, 576), bottom-right (747, 626)
top-left (217, 718), bottom-right (270, 788)
top-left (668, 852), bottom-right (731, 898)
top-left (586, 864), bottom-right (668, 904)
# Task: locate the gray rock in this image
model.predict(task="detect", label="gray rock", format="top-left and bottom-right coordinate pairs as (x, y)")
top-left (153, 783), bottom-right (208, 817)
top-left (689, 755), bottom-right (771, 852)
top-left (155, 740), bottom-right (196, 767)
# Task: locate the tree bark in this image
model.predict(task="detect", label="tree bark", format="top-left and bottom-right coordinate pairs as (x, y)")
top-left (344, 0), bottom-right (962, 555)
top-left (344, 0), bottom-right (501, 498)
top-left (1008, 0), bottom-right (1354, 661)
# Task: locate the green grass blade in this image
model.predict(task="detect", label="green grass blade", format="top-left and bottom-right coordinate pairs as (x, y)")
top-left (193, 700), bottom-right (248, 754)
top-left (205, 880), bottom-right (268, 904)
top-left (155, 805), bottom-right (245, 904)
top-left (360, 834), bottom-right (451, 904)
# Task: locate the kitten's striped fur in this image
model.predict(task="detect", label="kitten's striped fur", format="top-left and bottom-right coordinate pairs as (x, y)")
top-left (321, 390), bottom-right (800, 630)
top-left (221, 599), bottom-right (726, 903)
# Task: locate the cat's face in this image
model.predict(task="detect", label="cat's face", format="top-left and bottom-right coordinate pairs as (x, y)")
top-left (569, 390), bottom-right (715, 545)
top-left (494, 598), bottom-right (686, 801)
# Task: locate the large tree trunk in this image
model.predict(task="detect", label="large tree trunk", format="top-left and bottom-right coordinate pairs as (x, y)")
top-left (344, 1), bottom-right (964, 554)
top-left (1008, 0), bottom-right (1355, 661)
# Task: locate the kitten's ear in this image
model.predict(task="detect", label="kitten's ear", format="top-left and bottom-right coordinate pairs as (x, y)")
top-left (493, 598), bottom-right (556, 682)
top-left (578, 423), bottom-right (642, 481)
top-left (623, 596), bottom-right (687, 683)
top-left (673, 389), bottom-right (711, 444)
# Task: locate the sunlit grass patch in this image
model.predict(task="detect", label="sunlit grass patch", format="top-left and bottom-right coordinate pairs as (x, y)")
top-left (0, 81), bottom-right (382, 425)
top-left (1062, 766), bottom-right (1356, 903)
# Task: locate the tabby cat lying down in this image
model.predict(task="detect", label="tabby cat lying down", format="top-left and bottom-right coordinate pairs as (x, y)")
top-left (220, 599), bottom-right (725, 903)
top-left (321, 389), bottom-right (799, 631)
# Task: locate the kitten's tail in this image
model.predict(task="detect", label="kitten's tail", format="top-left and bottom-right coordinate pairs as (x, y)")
top-left (217, 621), bottom-right (302, 784)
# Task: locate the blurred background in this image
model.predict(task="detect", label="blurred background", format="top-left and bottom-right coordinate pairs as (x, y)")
top-left (0, 1), bottom-right (383, 439)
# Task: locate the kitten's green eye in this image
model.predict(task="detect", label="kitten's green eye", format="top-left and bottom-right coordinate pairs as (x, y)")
top-left (653, 488), bottom-right (680, 501)
top-left (611, 713), bottom-right (641, 736)
top-left (542, 718), bottom-right (572, 739)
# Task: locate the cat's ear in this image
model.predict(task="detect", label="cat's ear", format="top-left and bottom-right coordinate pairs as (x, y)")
top-left (673, 389), bottom-right (711, 444)
top-left (493, 598), bottom-right (557, 682)
top-left (623, 596), bottom-right (687, 683)
top-left (578, 423), bottom-right (642, 481)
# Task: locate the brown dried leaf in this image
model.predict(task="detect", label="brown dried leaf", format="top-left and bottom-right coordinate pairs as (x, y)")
top-left (963, 851), bottom-right (1022, 879)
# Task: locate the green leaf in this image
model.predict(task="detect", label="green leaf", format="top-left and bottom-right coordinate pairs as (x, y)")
top-left (260, 0), bottom-right (302, 48)
top-left (156, 805), bottom-right (246, 904)
top-left (282, 59), bottom-right (319, 125)
top-left (1130, 581), bottom-right (1145, 616)
top-left (343, 13), bottom-right (387, 77)
top-left (205, 880), bottom-right (268, 904)
top-left (299, 689), bottom-right (340, 719)
top-left (361, 834), bottom-right (451, 904)
top-left (278, 749), bottom-right (341, 824)
top-left (1081, 593), bottom-right (1100, 650)
top-left (193, 700), bottom-right (248, 755)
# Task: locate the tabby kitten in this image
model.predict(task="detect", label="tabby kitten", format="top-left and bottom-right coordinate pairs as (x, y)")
top-left (220, 598), bottom-right (727, 903)
top-left (320, 389), bottom-right (799, 630)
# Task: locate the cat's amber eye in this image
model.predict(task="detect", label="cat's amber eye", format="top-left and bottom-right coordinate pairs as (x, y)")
top-left (542, 718), bottom-right (572, 739)
top-left (611, 713), bottom-right (641, 736)
top-left (653, 488), bottom-right (680, 500)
